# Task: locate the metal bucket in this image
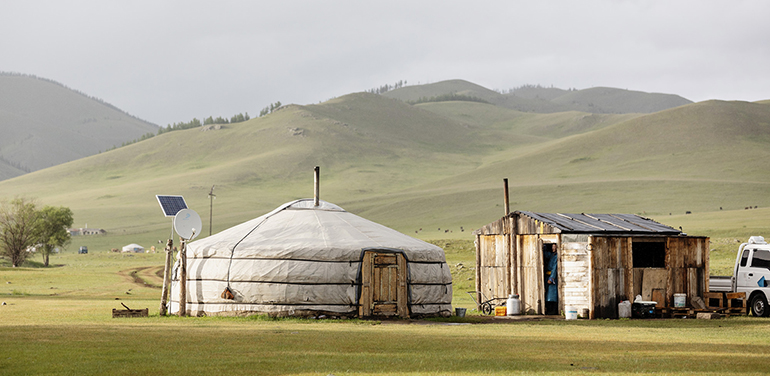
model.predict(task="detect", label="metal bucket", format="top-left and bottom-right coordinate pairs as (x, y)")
top-left (455, 308), bottom-right (466, 317)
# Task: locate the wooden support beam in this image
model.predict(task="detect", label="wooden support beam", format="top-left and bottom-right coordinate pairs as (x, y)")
top-left (159, 238), bottom-right (173, 316)
top-left (178, 237), bottom-right (187, 317)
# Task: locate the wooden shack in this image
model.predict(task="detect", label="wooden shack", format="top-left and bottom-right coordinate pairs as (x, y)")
top-left (473, 211), bottom-right (709, 318)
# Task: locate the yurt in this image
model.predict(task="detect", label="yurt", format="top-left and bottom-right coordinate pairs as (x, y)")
top-left (169, 199), bottom-right (452, 318)
top-left (122, 243), bottom-right (145, 253)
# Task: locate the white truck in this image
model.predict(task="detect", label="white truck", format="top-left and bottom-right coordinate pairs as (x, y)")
top-left (709, 236), bottom-right (770, 317)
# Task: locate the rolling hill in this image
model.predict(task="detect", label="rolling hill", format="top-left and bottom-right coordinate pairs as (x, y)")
top-left (0, 73), bottom-right (159, 181)
top-left (383, 79), bottom-right (693, 114)
top-left (0, 83), bottom-right (767, 253)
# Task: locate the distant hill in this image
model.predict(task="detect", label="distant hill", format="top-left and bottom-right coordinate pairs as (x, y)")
top-left (0, 90), bottom-right (766, 251)
top-left (548, 86), bottom-right (693, 113)
top-left (384, 79), bottom-right (693, 114)
top-left (0, 73), bottom-right (158, 180)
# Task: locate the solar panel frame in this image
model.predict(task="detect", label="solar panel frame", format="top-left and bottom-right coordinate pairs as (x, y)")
top-left (156, 195), bottom-right (188, 217)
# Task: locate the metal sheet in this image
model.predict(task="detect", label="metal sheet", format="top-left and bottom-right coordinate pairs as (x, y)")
top-left (518, 211), bottom-right (680, 234)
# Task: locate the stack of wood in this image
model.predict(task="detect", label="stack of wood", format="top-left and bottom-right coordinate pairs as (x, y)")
top-left (112, 303), bottom-right (149, 318)
top-left (657, 292), bottom-right (746, 318)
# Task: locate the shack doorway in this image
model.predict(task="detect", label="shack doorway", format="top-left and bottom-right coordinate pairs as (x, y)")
top-left (359, 250), bottom-right (409, 318)
top-left (542, 242), bottom-right (559, 315)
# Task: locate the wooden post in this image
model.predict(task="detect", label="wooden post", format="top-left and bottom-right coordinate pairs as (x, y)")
top-left (503, 178), bottom-right (510, 216)
top-left (314, 166), bottom-right (320, 207)
top-left (208, 185), bottom-right (215, 236)
top-left (397, 254), bottom-right (409, 318)
top-left (178, 237), bottom-right (187, 317)
top-left (359, 252), bottom-right (372, 317)
top-left (159, 238), bottom-right (173, 316)
top-left (475, 234), bottom-right (482, 311)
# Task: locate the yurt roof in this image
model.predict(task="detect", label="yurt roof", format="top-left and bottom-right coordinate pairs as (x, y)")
top-left (188, 199), bottom-right (444, 262)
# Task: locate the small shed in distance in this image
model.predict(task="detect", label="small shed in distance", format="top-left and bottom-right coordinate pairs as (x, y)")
top-left (473, 211), bottom-right (709, 319)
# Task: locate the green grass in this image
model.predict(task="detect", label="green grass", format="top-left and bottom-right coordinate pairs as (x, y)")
top-left (3, 236), bottom-right (770, 374)
top-left (2, 299), bottom-right (769, 375)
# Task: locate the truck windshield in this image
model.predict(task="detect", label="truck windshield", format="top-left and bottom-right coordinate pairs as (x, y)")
top-left (751, 249), bottom-right (770, 269)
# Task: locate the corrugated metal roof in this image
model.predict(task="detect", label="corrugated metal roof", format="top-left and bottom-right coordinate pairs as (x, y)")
top-left (519, 211), bottom-right (681, 234)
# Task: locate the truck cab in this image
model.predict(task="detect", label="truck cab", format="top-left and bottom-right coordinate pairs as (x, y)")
top-left (729, 236), bottom-right (770, 317)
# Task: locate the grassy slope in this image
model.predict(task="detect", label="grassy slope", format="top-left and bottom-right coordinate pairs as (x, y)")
top-left (0, 74), bottom-right (158, 179)
top-left (0, 94), bottom-right (767, 253)
top-left (356, 100), bottom-right (770, 241)
top-left (384, 79), bottom-right (693, 114)
top-left (550, 86), bottom-right (693, 113)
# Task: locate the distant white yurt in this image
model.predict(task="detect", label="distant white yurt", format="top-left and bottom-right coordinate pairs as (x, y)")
top-left (122, 243), bottom-right (145, 253)
top-left (169, 199), bottom-right (452, 318)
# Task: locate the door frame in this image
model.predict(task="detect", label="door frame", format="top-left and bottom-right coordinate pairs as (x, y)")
top-left (357, 248), bottom-right (410, 318)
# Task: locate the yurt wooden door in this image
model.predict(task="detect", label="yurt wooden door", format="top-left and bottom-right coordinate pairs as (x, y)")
top-left (359, 251), bottom-right (409, 318)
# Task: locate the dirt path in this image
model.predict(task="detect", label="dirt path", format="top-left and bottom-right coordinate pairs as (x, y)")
top-left (119, 266), bottom-right (165, 289)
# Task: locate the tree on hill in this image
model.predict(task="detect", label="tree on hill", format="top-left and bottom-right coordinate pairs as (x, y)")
top-left (367, 80), bottom-right (406, 94)
top-left (35, 206), bottom-right (74, 267)
top-left (0, 198), bottom-right (39, 267)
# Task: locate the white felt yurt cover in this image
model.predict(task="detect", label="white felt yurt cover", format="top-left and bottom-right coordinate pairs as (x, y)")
top-left (169, 199), bottom-right (452, 317)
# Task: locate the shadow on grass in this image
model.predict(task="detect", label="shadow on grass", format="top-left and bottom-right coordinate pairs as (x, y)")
top-left (3, 319), bottom-right (769, 375)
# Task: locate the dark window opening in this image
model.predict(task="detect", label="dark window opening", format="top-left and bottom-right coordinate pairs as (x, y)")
top-left (740, 249), bottom-right (750, 267)
top-left (751, 250), bottom-right (770, 269)
top-left (632, 241), bottom-right (666, 268)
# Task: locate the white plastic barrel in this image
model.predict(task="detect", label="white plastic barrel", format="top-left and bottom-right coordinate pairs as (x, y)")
top-left (618, 300), bottom-right (632, 318)
top-left (506, 294), bottom-right (521, 316)
top-left (565, 306), bottom-right (578, 320)
top-left (674, 293), bottom-right (686, 308)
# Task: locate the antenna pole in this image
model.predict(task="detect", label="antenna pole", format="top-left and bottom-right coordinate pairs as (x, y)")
top-left (208, 185), bottom-right (215, 236)
top-left (314, 166), bottom-right (320, 207)
top-left (503, 178), bottom-right (510, 216)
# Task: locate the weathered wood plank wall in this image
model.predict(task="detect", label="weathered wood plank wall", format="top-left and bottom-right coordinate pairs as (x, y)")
top-left (666, 237), bottom-right (709, 306)
top-left (475, 212), bottom-right (710, 319)
top-left (477, 234), bottom-right (508, 306)
top-left (589, 237), bottom-right (631, 318)
top-left (561, 234), bottom-right (591, 317)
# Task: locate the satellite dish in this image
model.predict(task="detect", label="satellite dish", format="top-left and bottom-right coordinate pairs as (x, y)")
top-left (174, 209), bottom-right (202, 240)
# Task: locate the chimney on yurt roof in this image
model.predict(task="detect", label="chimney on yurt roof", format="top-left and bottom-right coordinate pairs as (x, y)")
top-left (313, 166), bottom-right (320, 207)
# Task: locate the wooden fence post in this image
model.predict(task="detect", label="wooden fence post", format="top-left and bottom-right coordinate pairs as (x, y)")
top-left (178, 237), bottom-right (187, 317)
top-left (159, 238), bottom-right (173, 316)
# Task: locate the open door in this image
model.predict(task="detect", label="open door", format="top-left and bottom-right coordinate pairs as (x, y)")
top-left (359, 250), bottom-right (409, 318)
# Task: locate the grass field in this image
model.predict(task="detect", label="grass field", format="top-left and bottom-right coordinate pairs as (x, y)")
top-left (3, 235), bottom-right (770, 375)
top-left (2, 310), bottom-right (769, 375)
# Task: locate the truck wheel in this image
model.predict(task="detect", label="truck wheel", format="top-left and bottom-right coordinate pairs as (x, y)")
top-left (750, 294), bottom-right (769, 317)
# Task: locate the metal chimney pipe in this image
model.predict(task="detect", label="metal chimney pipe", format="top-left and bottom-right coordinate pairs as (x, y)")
top-left (314, 166), bottom-right (320, 207)
top-left (503, 178), bottom-right (510, 216)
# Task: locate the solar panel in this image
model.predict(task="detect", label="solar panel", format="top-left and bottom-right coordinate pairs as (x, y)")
top-left (156, 195), bottom-right (188, 217)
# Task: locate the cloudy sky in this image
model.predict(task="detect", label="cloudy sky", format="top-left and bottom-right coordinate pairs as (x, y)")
top-left (2, 1), bottom-right (769, 126)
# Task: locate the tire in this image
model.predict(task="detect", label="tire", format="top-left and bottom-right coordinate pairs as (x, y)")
top-left (750, 293), bottom-right (769, 317)
top-left (481, 303), bottom-right (493, 315)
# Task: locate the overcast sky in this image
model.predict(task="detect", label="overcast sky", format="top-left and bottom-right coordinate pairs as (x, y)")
top-left (2, 1), bottom-right (769, 126)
